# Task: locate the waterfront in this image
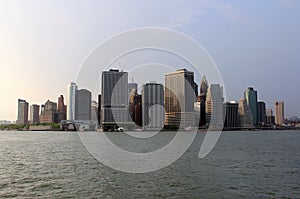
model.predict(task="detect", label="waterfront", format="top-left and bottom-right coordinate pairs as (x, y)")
top-left (0, 130), bottom-right (299, 198)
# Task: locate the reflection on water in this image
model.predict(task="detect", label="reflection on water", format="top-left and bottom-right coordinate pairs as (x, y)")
top-left (0, 131), bottom-right (299, 198)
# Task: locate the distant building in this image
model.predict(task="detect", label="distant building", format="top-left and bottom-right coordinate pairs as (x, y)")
top-left (91, 100), bottom-right (98, 121)
top-left (199, 76), bottom-right (208, 127)
top-left (101, 69), bottom-right (128, 130)
top-left (142, 82), bottom-right (164, 130)
top-left (132, 94), bottom-right (142, 127)
top-left (257, 101), bottom-right (266, 126)
top-left (275, 101), bottom-right (285, 126)
top-left (206, 84), bottom-right (224, 129)
top-left (67, 82), bottom-right (77, 120)
top-left (40, 100), bottom-right (57, 124)
top-left (97, 95), bottom-right (101, 126)
top-left (56, 95), bottom-right (66, 123)
top-left (164, 69), bottom-right (195, 129)
top-left (128, 82), bottom-right (138, 100)
top-left (238, 99), bottom-right (254, 128)
top-left (244, 87), bottom-right (258, 126)
top-left (224, 101), bottom-right (239, 129)
top-left (75, 89), bottom-right (92, 120)
top-left (266, 109), bottom-right (275, 126)
top-left (30, 104), bottom-right (40, 124)
top-left (17, 99), bottom-right (29, 124)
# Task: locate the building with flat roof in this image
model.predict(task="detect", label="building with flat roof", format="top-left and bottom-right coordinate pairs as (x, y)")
top-left (17, 99), bottom-right (29, 124)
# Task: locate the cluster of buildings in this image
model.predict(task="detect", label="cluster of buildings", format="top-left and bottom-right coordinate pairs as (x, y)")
top-left (15, 68), bottom-right (286, 131)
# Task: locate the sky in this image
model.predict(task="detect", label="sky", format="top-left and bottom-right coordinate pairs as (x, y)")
top-left (0, 0), bottom-right (299, 121)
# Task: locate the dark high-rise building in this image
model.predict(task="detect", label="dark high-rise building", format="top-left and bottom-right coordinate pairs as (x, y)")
top-left (206, 84), bottom-right (224, 129)
top-left (56, 95), bottom-right (66, 122)
top-left (30, 104), bottom-right (40, 124)
top-left (40, 100), bottom-right (57, 124)
top-left (244, 87), bottom-right (258, 126)
top-left (17, 99), bottom-right (29, 124)
top-left (199, 76), bottom-right (208, 127)
top-left (97, 95), bottom-right (101, 126)
top-left (101, 69), bottom-right (128, 130)
top-left (134, 94), bottom-right (142, 127)
top-left (257, 101), bottom-right (266, 126)
top-left (224, 101), bottom-right (239, 128)
top-left (75, 89), bottom-right (92, 120)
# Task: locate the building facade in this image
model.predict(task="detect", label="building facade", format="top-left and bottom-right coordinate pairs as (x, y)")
top-left (57, 95), bottom-right (67, 123)
top-left (142, 82), bottom-right (164, 130)
top-left (30, 104), bottom-right (40, 124)
top-left (266, 109), bottom-right (275, 126)
top-left (101, 69), bottom-right (128, 130)
top-left (275, 101), bottom-right (285, 126)
top-left (244, 87), bottom-right (258, 126)
top-left (257, 101), bottom-right (266, 126)
top-left (206, 84), bottom-right (224, 129)
top-left (67, 82), bottom-right (77, 120)
top-left (75, 89), bottom-right (92, 120)
top-left (164, 69), bottom-right (196, 129)
top-left (224, 101), bottom-right (239, 129)
top-left (17, 99), bottom-right (29, 124)
top-left (199, 75), bottom-right (208, 127)
top-left (238, 99), bottom-right (254, 128)
top-left (39, 100), bottom-right (57, 124)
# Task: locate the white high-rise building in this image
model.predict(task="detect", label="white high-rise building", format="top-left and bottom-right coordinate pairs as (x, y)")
top-left (142, 82), bottom-right (164, 130)
top-left (67, 82), bottom-right (77, 120)
top-left (206, 84), bottom-right (224, 129)
top-left (164, 69), bottom-right (196, 129)
top-left (101, 69), bottom-right (128, 130)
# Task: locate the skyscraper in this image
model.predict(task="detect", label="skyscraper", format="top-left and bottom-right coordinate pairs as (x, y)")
top-left (266, 109), bottom-right (275, 126)
top-left (238, 99), bottom-right (254, 128)
top-left (275, 101), bottom-right (285, 126)
top-left (75, 89), bottom-right (92, 120)
top-left (57, 95), bottom-right (66, 122)
top-left (17, 99), bottom-right (29, 124)
top-left (206, 84), bottom-right (224, 129)
top-left (30, 104), bottom-right (40, 124)
top-left (101, 69), bottom-right (128, 130)
top-left (164, 69), bottom-right (195, 129)
top-left (40, 100), bottom-right (57, 124)
top-left (142, 82), bottom-right (164, 130)
top-left (244, 87), bottom-right (258, 126)
top-left (67, 82), bottom-right (77, 120)
top-left (199, 75), bottom-right (208, 127)
top-left (224, 101), bottom-right (239, 128)
top-left (91, 100), bottom-right (98, 121)
top-left (257, 101), bottom-right (266, 126)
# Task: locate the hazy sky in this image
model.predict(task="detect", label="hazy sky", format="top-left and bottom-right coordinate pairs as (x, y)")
top-left (0, 0), bottom-right (299, 121)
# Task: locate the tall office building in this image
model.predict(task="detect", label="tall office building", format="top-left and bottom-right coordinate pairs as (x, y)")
top-left (199, 75), bottom-right (208, 127)
top-left (17, 99), bottom-right (29, 124)
top-left (206, 84), bottom-right (224, 129)
top-left (224, 101), bottom-right (239, 128)
top-left (75, 89), bottom-right (92, 120)
top-left (244, 87), bottom-right (258, 126)
top-left (238, 99), bottom-right (254, 128)
top-left (29, 104), bottom-right (40, 124)
top-left (91, 100), bottom-right (98, 121)
top-left (57, 95), bottom-right (66, 122)
top-left (128, 82), bottom-right (138, 99)
top-left (40, 100), bottom-right (57, 124)
top-left (142, 82), bottom-right (164, 130)
top-left (129, 92), bottom-right (142, 127)
top-left (266, 109), bottom-right (275, 125)
top-left (97, 95), bottom-right (101, 126)
top-left (67, 82), bottom-right (77, 120)
top-left (275, 101), bottom-right (285, 126)
top-left (257, 101), bottom-right (266, 126)
top-left (101, 69), bottom-right (128, 130)
top-left (164, 69), bottom-right (195, 129)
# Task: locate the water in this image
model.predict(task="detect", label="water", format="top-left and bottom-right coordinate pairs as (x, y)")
top-left (0, 130), bottom-right (299, 198)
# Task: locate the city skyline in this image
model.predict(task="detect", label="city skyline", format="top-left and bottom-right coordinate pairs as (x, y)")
top-left (1, 1), bottom-right (300, 120)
